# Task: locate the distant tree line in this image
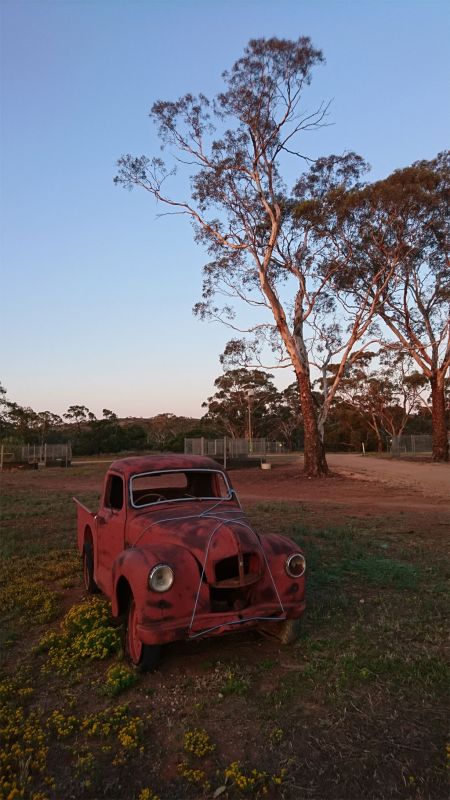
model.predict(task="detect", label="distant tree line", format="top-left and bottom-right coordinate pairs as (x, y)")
top-left (0, 386), bottom-right (218, 456)
top-left (201, 363), bottom-right (442, 453)
top-left (1, 360), bottom-right (443, 456)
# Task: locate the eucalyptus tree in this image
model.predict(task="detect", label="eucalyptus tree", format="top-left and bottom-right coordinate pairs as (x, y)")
top-left (115, 37), bottom-right (395, 476)
top-left (202, 369), bottom-right (279, 440)
top-left (332, 153), bottom-right (450, 460)
top-left (64, 404), bottom-right (92, 433)
top-left (2, 402), bottom-right (39, 443)
top-left (36, 411), bottom-right (63, 444)
top-left (0, 383), bottom-right (9, 437)
top-left (336, 352), bottom-right (427, 451)
top-left (267, 382), bottom-right (304, 449)
top-left (147, 413), bottom-right (184, 450)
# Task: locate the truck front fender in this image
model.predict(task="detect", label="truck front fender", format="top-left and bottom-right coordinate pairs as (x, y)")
top-left (259, 533), bottom-right (306, 602)
top-left (111, 543), bottom-right (204, 621)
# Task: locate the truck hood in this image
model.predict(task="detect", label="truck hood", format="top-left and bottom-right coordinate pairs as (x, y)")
top-left (128, 507), bottom-right (263, 584)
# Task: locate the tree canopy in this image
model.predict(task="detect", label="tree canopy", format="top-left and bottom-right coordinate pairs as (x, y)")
top-left (325, 153), bottom-right (449, 459)
top-left (115, 36), bottom-right (449, 469)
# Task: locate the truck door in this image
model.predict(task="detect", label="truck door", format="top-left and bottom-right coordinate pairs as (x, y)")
top-left (96, 472), bottom-right (126, 596)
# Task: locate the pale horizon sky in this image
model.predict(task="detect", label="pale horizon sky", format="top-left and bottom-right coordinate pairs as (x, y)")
top-left (1, 0), bottom-right (449, 419)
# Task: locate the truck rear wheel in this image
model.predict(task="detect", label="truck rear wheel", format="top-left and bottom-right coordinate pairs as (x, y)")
top-left (83, 542), bottom-right (99, 594)
top-left (126, 597), bottom-right (161, 672)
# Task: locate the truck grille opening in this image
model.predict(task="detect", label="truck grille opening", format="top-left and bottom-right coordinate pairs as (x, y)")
top-left (209, 552), bottom-right (262, 612)
top-left (214, 553), bottom-right (251, 582)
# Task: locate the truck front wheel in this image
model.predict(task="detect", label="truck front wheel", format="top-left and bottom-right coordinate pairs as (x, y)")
top-left (126, 597), bottom-right (161, 672)
top-left (258, 617), bottom-right (301, 645)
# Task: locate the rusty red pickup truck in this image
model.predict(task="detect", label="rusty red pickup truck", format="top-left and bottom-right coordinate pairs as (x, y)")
top-left (74, 455), bottom-right (306, 670)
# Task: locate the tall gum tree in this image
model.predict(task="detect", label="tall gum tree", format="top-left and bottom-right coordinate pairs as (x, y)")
top-left (221, 152), bottom-right (401, 457)
top-left (332, 153), bottom-right (450, 461)
top-left (115, 38), bottom-right (393, 476)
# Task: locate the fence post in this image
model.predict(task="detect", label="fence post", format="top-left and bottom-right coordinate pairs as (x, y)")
top-left (223, 436), bottom-right (227, 471)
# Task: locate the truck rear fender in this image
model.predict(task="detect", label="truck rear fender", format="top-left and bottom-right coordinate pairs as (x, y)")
top-left (73, 498), bottom-right (96, 555)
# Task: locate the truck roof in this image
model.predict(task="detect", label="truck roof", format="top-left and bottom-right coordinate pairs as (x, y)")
top-left (108, 454), bottom-right (224, 478)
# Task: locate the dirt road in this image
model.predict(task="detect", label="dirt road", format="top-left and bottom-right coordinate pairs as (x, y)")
top-left (324, 453), bottom-right (449, 500)
top-left (231, 454), bottom-right (449, 525)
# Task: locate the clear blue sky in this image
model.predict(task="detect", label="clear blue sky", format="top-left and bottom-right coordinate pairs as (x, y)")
top-left (1, 0), bottom-right (449, 419)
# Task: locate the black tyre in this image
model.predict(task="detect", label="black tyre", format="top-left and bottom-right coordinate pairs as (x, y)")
top-left (126, 597), bottom-right (161, 672)
top-left (258, 617), bottom-right (301, 645)
top-left (278, 618), bottom-right (301, 645)
top-left (83, 542), bottom-right (99, 594)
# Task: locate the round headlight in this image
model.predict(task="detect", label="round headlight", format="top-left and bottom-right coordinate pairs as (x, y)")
top-left (148, 564), bottom-right (174, 593)
top-left (286, 553), bottom-right (306, 578)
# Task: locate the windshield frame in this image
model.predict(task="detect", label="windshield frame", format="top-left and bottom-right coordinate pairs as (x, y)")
top-left (129, 468), bottom-right (233, 510)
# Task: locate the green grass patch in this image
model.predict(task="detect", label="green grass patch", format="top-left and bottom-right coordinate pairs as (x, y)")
top-left (245, 512), bottom-right (449, 711)
top-left (219, 668), bottom-right (251, 696)
top-left (285, 521), bottom-right (419, 590)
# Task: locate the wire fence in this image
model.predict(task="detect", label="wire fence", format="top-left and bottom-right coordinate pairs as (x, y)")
top-left (390, 434), bottom-right (433, 455)
top-left (0, 443), bottom-right (72, 469)
top-left (188, 434), bottom-right (445, 459)
top-left (184, 437), bottom-right (284, 460)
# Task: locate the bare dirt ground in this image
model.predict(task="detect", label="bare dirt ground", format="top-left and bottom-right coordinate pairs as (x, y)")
top-left (326, 453), bottom-right (450, 499)
top-left (231, 456), bottom-right (449, 518)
